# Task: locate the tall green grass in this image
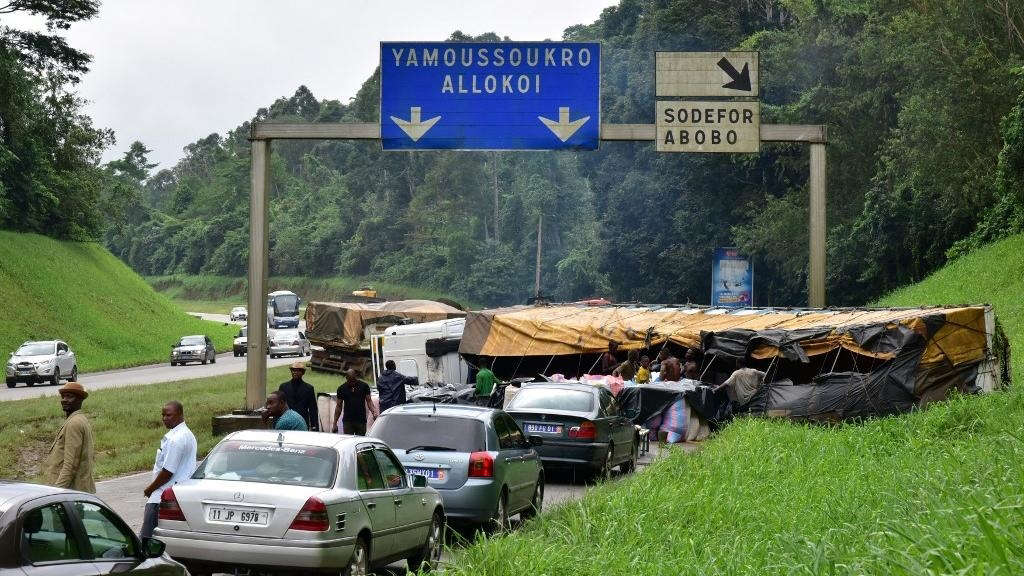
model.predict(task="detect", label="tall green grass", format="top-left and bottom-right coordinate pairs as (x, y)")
top-left (146, 274), bottom-right (476, 310)
top-left (448, 233), bottom-right (1024, 574)
top-left (0, 231), bottom-right (238, 372)
top-left (0, 365), bottom-right (346, 481)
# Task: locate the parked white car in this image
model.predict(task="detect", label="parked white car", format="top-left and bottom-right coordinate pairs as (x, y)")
top-left (5, 340), bottom-right (78, 388)
top-left (229, 306), bottom-right (247, 322)
top-left (269, 329), bottom-right (311, 358)
top-left (155, 430), bottom-right (444, 575)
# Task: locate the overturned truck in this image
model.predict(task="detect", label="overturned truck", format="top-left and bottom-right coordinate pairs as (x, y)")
top-left (305, 300), bottom-right (466, 375)
top-left (459, 304), bottom-right (1010, 422)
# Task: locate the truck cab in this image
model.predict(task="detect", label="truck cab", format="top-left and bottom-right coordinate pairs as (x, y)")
top-left (371, 318), bottom-right (468, 385)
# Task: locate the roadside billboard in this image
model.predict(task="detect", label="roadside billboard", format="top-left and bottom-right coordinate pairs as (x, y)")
top-left (711, 247), bottom-right (752, 307)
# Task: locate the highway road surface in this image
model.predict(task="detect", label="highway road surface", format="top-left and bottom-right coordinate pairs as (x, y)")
top-left (1, 313), bottom-right (304, 402)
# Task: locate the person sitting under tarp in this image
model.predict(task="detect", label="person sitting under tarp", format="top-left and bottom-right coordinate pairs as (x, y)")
top-left (714, 357), bottom-right (766, 406)
top-left (636, 355), bottom-right (651, 384)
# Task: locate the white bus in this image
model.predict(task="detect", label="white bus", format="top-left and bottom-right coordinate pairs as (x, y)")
top-left (267, 290), bottom-right (301, 329)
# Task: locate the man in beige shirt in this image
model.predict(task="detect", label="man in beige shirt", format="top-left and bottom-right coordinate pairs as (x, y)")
top-left (43, 381), bottom-right (95, 493)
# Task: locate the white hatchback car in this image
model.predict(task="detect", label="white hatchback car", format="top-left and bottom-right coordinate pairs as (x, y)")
top-left (229, 306), bottom-right (247, 322)
top-left (5, 340), bottom-right (78, 388)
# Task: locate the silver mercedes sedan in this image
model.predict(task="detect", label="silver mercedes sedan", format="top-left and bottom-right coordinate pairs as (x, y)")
top-left (154, 430), bottom-right (444, 575)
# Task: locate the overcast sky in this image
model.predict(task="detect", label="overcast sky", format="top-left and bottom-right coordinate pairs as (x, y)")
top-left (7, 0), bottom-right (617, 169)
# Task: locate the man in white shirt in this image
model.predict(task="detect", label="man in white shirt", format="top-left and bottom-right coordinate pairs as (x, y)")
top-left (140, 400), bottom-right (197, 539)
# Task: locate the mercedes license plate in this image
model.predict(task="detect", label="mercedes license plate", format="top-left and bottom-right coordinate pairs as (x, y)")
top-left (406, 467), bottom-right (446, 481)
top-left (207, 506), bottom-right (269, 525)
top-left (525, 423), bottom-right (563, 435)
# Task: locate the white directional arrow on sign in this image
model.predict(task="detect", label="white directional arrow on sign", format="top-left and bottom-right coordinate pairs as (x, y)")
top-left (390, 107), bottom-right (441, 142)
top-left (538, 107), bottom-right (591, 142)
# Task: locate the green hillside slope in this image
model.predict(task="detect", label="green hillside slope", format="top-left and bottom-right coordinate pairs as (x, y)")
top-left (875, 232), bottom-right (1024, 340)
top-left (451, 235), bottom-right (1024, 575)
top-left (0, 231), bottom-right (238, 372)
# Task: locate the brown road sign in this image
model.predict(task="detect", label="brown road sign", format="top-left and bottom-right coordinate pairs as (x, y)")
top-left (656, 52), bottom-right (759, 98)
top-left (656, 101), bottom-right (760, 153)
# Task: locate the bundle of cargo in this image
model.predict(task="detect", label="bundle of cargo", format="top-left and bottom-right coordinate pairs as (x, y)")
top-left (305, 299), bottom-right (466, 374)
top-left (460, 304), bottom-right (1010, 422)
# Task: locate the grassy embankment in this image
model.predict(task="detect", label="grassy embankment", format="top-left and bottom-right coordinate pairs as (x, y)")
top-left (146, 274), bottom-right (477, 314)
top-left (446, 233), bottom-right (1024, 575)
top-left (0, 365), bottom-right (346, 482)
top-left (0, 232), bottom-right (238, 372)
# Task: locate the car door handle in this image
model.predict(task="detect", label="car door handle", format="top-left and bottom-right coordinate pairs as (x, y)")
top-left (366, 502), bottom-right (376, 509)
top-left (421, 498), bottom-right (427, 506)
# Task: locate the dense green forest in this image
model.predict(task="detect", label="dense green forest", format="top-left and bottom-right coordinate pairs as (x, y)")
top-left (3, 0), bottom-right (1024, 307)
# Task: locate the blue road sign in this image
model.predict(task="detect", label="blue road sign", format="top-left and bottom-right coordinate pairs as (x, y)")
top-left (380, 42), bottom-right (600, 150)
top-left (711, 247), bottom-right (753, 307)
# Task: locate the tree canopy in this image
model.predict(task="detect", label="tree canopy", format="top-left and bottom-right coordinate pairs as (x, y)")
top-left (4, 0), bottom-right (1024, 308)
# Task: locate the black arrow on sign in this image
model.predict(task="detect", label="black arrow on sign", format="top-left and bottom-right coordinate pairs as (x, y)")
top-left (717, 57), bottom-right (752, 92)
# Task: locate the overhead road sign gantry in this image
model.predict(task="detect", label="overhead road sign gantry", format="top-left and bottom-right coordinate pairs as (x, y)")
top-left (380, 42), bottom-right (600, 150)
top-left (655, 51), bottom-right (759, 97)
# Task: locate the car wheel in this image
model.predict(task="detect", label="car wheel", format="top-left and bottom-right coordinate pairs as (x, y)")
top-left (487, 488), bottom-right (510, 534)
top-left (408, 510), bottom-right (444, 572)
top-left (620, 439), bottom-right (639, 474)
top-left (50, 367), bottom-right (60, 386)
top-left (520, 477), bottom-right (544, 521)
top-left (210, 353), bottom-right (216, 364)
top-left (70, 365), bottom-right (78, 381)
top-left (5, 381), bottom-right (15, 389)
top-left (342, 536), bottom-right (370, 576)
top-left (592, 445), bottom-right (613, 483)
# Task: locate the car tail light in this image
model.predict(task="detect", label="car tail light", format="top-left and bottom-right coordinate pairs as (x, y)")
top-left (468, 451), bottom-right (494, 478)
top-left (289, 497), bottom-right (329, 531)
top-left (158, 487), bottom-right (186, 521)
top-left (569, 421), bottom-right (597, 440)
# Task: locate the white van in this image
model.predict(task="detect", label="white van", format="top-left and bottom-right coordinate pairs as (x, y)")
top-left (371, 318), bottom-right (469, 385)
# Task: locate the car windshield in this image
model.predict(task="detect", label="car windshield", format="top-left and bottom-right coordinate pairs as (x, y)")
top-left (370, 414), bottom-right (485, 453)
top-left (15, 342), bottom-right (55, 356)
top-left (233, 307), bottom-right (245, 313)
top-left (238, 327), bottom-right (247, 338)
top-left (179, 336), bottom-right (205, 346)
top-left (508, 388), bottom-right (595, 413)
top-left (272, 295), bottom-right (299, 315)
top-left (193, 441), bottom-right (338, 488)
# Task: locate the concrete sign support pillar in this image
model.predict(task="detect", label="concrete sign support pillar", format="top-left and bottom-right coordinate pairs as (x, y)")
top-left (809, 143), bottom-right (827, 308)
top-left (246, 139), bottom-right (271, 410)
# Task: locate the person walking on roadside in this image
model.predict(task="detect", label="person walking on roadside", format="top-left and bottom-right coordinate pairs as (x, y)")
top-left (333, 368), bottom-right (378, 436)
top-left (278, 361), bottom-right (318, 431)
top-left (376, 360), bottom-right (409, 413)
top-left (474, 358), bottom-right (499, 405)
top-left (43, 381), bottom-right (95, 493)
top-left (263, 390), bottom-right (308, 431)
top-left (141, 401), bottom-right (197, 539)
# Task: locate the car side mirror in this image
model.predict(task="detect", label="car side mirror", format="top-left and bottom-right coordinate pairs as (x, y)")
top-left (528, 435), bottom-right (544, 447)
top-left (142, 537), bottom-right (166, 558)
top-left (57, 350), bottom-right (66, 356)
top-left (412, 474), bottom-right (428, 488)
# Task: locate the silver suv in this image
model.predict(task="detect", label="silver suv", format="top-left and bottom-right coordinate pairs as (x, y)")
top-left (369, 404), bottom-right (544, 531)
top-left (5, 340), bottom-right (78, 388)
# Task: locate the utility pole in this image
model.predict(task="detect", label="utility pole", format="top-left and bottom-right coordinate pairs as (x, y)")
top-left (535, 214), bottom-right (543, 299)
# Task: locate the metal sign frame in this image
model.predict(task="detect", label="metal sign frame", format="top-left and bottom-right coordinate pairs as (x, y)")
top-left (245, 123), bottom-right (826, 410)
